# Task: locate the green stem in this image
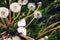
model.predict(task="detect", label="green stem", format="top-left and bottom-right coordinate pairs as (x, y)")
top-left (36, 25), bottom-right (60, 39)
top-left (36, 5), bottom-right (40, 10)
top-left (48, 29), bottom-right (57, 38)
top-left (9, 0), bottom-right (11, 21)
top-left (1, 18), bottom-right (5, 25)
top-left (25, 17), bottom-right (35, 28)
top-left (11, 11), bottom-right (20, 24)
top-left (27, 10), bottom-right (31, 15)
top-left (13, 12), bottom-right (15, 19)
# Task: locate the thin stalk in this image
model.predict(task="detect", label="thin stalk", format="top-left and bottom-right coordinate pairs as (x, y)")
top-left (9, 0), bottom-right (11, 21)
top-left (45, 14), bottom-right (57, 27)
top-left (36, 25), bottom-right (60, 39)
top-left (5, 18), bottom-right (11, 26)
top-left (36, 5), bottom-right (40, 10)
top-left (27, 10), bottom-right (31, 15)
top-left (24, 14), bottom-right (33, 20)
top-left (40, 21), bottom-right (60, 35)
top-left (0, 23), bottom-right (6, 28)
top-left (19, 34), bottom-right (35, 40)
top-left (48, 29), bottom-right (57, 38)
top-left (25, 17), bottom-right (35, 28)
top-left (0, 31), bottom-right (6, 35)
top-left (1, 18), bottom-right (5, 25)
top-left (11, 11), bottom-right (20, 25)
top-left (13, 12), bottom-right (15, 19)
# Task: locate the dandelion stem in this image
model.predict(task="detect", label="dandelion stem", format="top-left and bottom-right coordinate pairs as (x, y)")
top-left (11, 11), bottom-right (20, 25)
top-left (9, 0), bottom-right (11, 22)
top-left (27, 10), bottom-right (31, 15)
top-left (5, 18), bottom-right (11, 26)
top-left (0, 23), bottom-right (6, 28)
top-left (36, 5), bottom-right (40, 10)
top-left (1, 18), bottom-right (5, 25)
top-left (19, 34), bottom-right (35, 40)
top-left (13, 12), bottom-right (15, 19)
top-left (0, 31), bottom-right (6, 35)
top-left (0, 23), bottom-right (3, 27)
top-left (24, 14), bottom-right (33, 20)
top-left (9, 10), bottom-right (11, 22)
top-left (40, 21), bottom-right (60, 35)
top-left (36, 21), bottom-right (60, 39)
top-left (36, 25), bottom-right (60, 39)
top-left (25, 17), bottom-right (35, 28)
top-left (48, 29), bottom-right (57, 38)
top-left (45, 14), bottom-right (57, 27)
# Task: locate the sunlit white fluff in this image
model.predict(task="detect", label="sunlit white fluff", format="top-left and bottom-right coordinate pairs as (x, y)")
top-left (28, 3), bottom-right (36, 11)
top-left (18, 0), bottom-right (28, 5)
top-left (37, 2), bottom-right (42, 7)
top-left (10, 2), bottom-right (21, 12)
top-left (33, 10), bottom-right (42, 18)
top-left (0, 7), bottom-right (9, 18)
top-left (17, 27), bottom-right (26, 35)
top-left (12, 36), bottom-right (21, 40)
top-left (18, 18), bottom-right (26, 27)
top-left (44, 36), bottom-right (48, 40)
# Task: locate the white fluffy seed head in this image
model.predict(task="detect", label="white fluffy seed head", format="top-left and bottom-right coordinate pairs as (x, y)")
top-left (10, 2), bottom-right (21, 12)
top-left (37, 2), bottom-right (42, 7)
top-left (17, 27), bottom-right (26, 35)
top-left (33, 10), bottom-right (42, 19)
top-left (12, 36), bottom-right (21, 40)
top-left (18, 18), bottom-right (26, 27)
top-left (18, 0), bottom-right (28, 5)
top-left (0, 7), bottom-right (9, 18)
top-left (44, 36), bottom-right (48, 40)
top-left (28, 3), bottom-right (36, 11)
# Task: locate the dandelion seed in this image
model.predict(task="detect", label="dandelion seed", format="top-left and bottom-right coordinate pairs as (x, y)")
top-left (10, 2), bottom-right (21, 12)
top-left (34, 10), bottom-right (42, 18)
top-left (18, 0), bottom-right (28, 5)
top-left (37, 2), bottom-right (42, 7)
top-left (28, 3), bottom-right (36, 11)
top-left (18, 18), bottom-right (26, 27)
top-left (0, 7), bottom-right (9, 18)
top-left (17, 27), bottom-right (26, 35)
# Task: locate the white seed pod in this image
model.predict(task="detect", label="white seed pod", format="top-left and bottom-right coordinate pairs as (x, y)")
top-left (0, 7), bottom-right (9, 18)
top-left (18, 0), bottom-right (28, 5)
top-left (12, 36), bottom-right (21, 40)
top-left (33, 10), bottom-right (42, 18)
top-left (28, 3), bottom-right (36, 11)
top-left (17, 27), bottom-right (26, 35)
top-left (37, 2), bottom-right (42, 7)
top-left (10, 2), bottom-right (21, 12)
top-left (18, 18), bottom-right (26, 27)
top-left (44, 36), bottom-right (48, 40)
